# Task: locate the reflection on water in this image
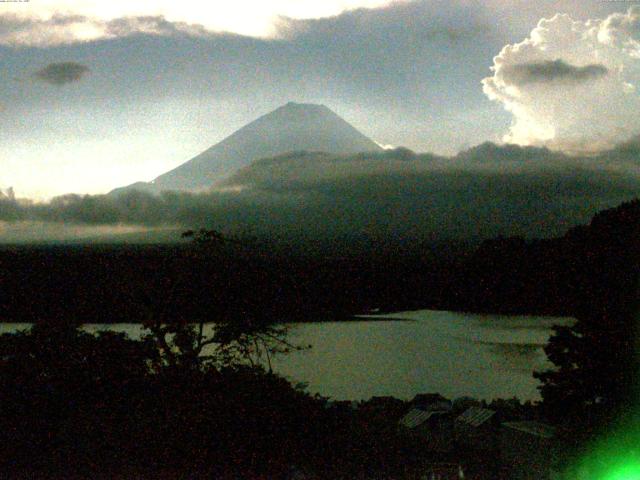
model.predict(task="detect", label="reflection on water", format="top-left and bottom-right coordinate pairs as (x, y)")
top-left (0, 310), bottom-right (574, 402)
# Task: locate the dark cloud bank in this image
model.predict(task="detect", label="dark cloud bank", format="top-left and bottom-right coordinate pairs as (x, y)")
top-left (2, 142), bottom-right (640, 242)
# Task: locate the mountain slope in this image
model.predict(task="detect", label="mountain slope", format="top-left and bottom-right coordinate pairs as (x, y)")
top-left (113, 102), bottom-right (382, 194)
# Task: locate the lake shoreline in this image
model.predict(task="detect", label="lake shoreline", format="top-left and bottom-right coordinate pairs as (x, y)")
top-left (0, 310), bottom-right (574, 402)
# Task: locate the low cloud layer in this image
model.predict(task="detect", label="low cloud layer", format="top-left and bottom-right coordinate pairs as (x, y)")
top-left (483, 6), bottom-right (640, 152)
top-left (2, 145), bottom-right (639, 243)
top-left (34, 62), bottom-right (90, 85)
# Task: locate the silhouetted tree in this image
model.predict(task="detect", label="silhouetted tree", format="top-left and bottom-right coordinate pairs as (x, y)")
top-left (0, 324), bottom-right (152, 473)
top-left (534, 200), bottom-right (640, 459)
top-left (137, 228), bottom-right (309, 372)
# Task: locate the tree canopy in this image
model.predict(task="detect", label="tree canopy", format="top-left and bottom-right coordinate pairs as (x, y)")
top-left (533, 200), bottom-right (640, 467)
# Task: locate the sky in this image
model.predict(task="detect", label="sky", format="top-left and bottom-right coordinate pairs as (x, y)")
top-left (1, 0), bottom-right (639, 199)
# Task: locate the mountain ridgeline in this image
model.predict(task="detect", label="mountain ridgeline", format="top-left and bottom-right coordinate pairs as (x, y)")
top-left (112, 102), bottom-right (382, 194)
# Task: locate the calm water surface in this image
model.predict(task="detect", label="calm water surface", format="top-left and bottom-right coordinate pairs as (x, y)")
top-left (0, 310), bottom-right (574, 402)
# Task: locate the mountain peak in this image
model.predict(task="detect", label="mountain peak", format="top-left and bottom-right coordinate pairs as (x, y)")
top-left (282, 101), bottom-right (326, 109)
top-left (113, 102), bottom-right (382, 194)
top-left (250, 101), bottom-right (337, 125)
top-left (259, 102), bottom-right (345, 125)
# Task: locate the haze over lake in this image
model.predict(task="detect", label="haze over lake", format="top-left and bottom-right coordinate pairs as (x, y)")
top-left (0, 310), bottom-right (574, 402)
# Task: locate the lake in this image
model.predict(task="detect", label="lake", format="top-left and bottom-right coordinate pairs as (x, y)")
top-left (0, 310), bottom-right (574, 402)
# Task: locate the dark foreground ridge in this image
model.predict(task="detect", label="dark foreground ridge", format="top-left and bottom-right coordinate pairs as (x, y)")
top-left (1, 199), bottom-right (639, 323)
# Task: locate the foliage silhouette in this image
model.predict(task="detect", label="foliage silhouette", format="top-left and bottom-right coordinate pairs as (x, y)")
top-left (0, 324), bottom-right (327, 477)
top-left (134, 228), bottom-right (310, 373)
top-left (0, 231), bottom-right (319, 477)
top-left (532, 200), bottom-right (640, 468)
top-left (0, 324), bottom-right (152, 474)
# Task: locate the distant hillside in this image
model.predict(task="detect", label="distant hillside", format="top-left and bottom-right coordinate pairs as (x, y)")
top-left (112, 102), bottom-right (382, 194)
top-left (439, 199), bottom-right (640, 315)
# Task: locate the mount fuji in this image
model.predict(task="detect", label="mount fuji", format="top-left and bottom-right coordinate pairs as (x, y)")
top-left (113, 102), bottom-right (382, 194)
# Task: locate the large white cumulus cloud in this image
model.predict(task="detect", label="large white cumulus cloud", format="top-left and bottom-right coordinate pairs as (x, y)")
top-left (483, 6), bottom-right (640, 153)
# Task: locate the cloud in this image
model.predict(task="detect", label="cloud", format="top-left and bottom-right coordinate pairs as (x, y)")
top-left (33, 62), bottom-right (90, 85)
top-left (0, 13), bottom-right (212, 47)
top-left (104, 16), bottom-right (210, 38)
top-left (1, 145), bottom-right (639, 242)
top-left (483, 6), bottom-right (640, 152)
top-left (0, 14), bottom-right (104, 47)
top-left (597, 5), bottom-right (640, 55)
top-left (0, 1), bottom-right (397, 46)
top-left (501, 59), bottom-right (608, 86)
top-left (5, 0), bottom-right (619, 45)
top-left (275, 0), bottom-right (491, 46)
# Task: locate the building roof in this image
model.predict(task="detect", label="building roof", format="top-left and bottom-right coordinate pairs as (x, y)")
top-left (456, 407), bottom-right (496, 427)
top-left (427, 400), bottom-right (453, 412)
top-left (366, 396), bottom-right (404, 407)
top-left (502, 421), bottom-right (556, 438)
top-left (325, 400), bottom-right (358, 410)
top-left (399, 408), bottom-right (445, 429)
top-left (424, 463), bottom-right (465, 479)
top-left (412, 393), bottom-right (448, 406)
